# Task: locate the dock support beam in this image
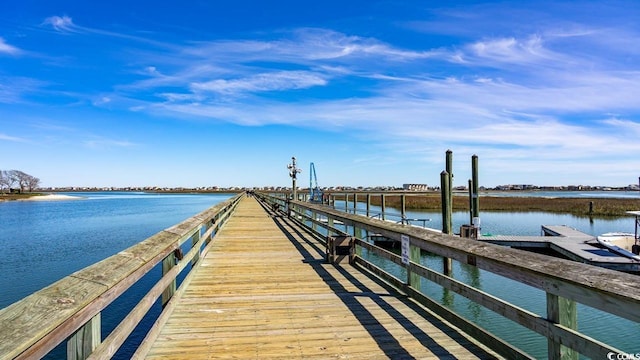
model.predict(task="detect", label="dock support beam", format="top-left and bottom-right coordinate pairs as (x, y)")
top-left (381, 194), bottom-right (386, 220)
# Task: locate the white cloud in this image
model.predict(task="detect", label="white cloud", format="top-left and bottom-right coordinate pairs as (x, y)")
top-left (43, 15), bottom-right (77, 32)
top-left (468, 35), bottom-right (558, 64)
top-left (190, 71), bottom-right (327, 95)
top-left (0, 37), bottom-right (21, 55)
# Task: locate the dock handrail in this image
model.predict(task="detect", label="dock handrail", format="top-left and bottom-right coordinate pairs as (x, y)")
top-left (258, 192), bottom-right (640, 360)
top-left (0, 193), bottom-right (242, 360)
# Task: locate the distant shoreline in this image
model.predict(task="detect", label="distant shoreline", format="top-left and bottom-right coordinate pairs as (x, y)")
top-left (0, 193), bottom-right (84, 202)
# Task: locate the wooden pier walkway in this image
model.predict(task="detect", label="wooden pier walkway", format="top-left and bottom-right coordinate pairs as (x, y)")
top-left (138, 196), bottom-right (501, 359)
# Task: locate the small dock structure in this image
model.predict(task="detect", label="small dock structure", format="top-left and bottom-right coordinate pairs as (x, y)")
top-left (479, 225), bottom-right (640, 272)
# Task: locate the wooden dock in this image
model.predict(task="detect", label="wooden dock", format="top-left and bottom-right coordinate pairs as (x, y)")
top-left (137, 196), bottom-right (501, 359)
top-left (479, 225), bottom-right (640, 272)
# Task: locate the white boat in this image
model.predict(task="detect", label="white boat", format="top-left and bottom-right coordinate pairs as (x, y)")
top-left (596, 233), bottom-right (640, 261)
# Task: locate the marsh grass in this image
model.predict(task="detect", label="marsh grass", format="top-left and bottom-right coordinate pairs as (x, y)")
top-left (342, 194), bottom-right (640, 217)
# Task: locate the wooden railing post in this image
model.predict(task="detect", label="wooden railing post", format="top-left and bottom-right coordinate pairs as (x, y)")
top-left (380, 194), bottom-right (386, 220)
top-left (403, 235), bottom-right (421, 291)
top-left (162, 252), bottom-right (176, 307)
top-left (353, 193), bottom-right (358, 214)
top-left (410, 242), bottom-right (421, 291)
top-left (191, 230), bottom-right (201, 266)
top-left (312, 210), bottom-right (317, 232)
top-left (67, 314), bottom-right (100, 360)
top-left (547, 293), bottom-right (578, 360)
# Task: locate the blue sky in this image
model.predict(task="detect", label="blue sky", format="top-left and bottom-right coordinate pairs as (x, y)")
top-left (1, 1), bottom-right (640, 188)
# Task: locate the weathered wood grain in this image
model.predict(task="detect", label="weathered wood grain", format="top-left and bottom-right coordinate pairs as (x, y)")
top-left (142, 197), bottom-right (502, 359)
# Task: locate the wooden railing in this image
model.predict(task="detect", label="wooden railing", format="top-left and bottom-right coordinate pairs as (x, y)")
top-left (258, 193), bottom-right (640, 360)
top-left (0, 194), bottom-right (242, 360)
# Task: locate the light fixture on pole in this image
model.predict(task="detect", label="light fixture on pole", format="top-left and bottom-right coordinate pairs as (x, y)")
top-left (287, 156), bottom-right (302, 200)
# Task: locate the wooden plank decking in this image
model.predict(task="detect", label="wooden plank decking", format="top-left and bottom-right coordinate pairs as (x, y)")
top-left (141, 196), bottom-right (502, 359)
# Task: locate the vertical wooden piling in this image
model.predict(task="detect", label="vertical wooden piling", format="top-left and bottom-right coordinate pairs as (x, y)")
top-left (366, 193), bottom-right (371, 217)
top-left (446, 150), bottom-right (454, 231)
top-left (381, 194), bottom-right (386, 220)
top-left (472, 154), bottom-right (479, 220)
top-left (468, 179), bottom-right (473, 225)
top-left (441, 171), bottom-right (452, 234)
top-left (440, 171), bottom-right (453, 275)
top-left (401, 194), bottom-right (406, 223)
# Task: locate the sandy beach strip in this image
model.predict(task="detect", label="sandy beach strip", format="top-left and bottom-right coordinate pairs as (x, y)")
top-left (19, 194), bottom-right (85, 201)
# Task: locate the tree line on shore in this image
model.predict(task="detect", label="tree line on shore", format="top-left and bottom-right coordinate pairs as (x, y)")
top-left (0, 170), bottom-right (41, 194)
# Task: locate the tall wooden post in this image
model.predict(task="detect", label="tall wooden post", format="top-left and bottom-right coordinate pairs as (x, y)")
top-left (441, 171), bottom-right (453, 275)
top-left (472, 154), bottom-right (480, 219)
top-left (468, 179), bottom-right (473, 225)
top-left (381, 194), bottom-right (386, 220)
top-left (441, 171), bottom-right (452, 235)
top-left (401, 194), bottom-right (406, 223)
top-left (446, 150), bottom-right (454, 231)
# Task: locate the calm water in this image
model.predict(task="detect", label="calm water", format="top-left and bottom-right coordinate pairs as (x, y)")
top-left (2, 191), bottom-right (638, 359)
top-left (335, 195), bottom-right (640, 359)
top-left (0, 192), bottom-right (233, 358)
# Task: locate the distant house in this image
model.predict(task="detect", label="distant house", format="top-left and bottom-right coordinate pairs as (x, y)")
top-left (403, 184), bottom-right (428, 191)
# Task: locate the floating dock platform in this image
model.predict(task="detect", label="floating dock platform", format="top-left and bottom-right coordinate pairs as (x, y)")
top-left (479, 225), bottom-right (640, 272)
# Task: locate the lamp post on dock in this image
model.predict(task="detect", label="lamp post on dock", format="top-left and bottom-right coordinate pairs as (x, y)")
top-left (287, 156), bottom-right (302, 200)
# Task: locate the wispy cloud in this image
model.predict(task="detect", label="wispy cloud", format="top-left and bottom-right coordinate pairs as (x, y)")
top-left (182, 29), bottom-right (436, 63)
top-left (190, 71), bottom-right (327, 95)
top-left (0, 133), bottom-right (27, 142)
top-left (83, 138), bottom-right (138, 149)
top-left (42, 15), bottom-right (77, 33)
top-left (0, 77), bottom-right (48, 104)
top-left (0, 37), bottom-right (21, 55)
